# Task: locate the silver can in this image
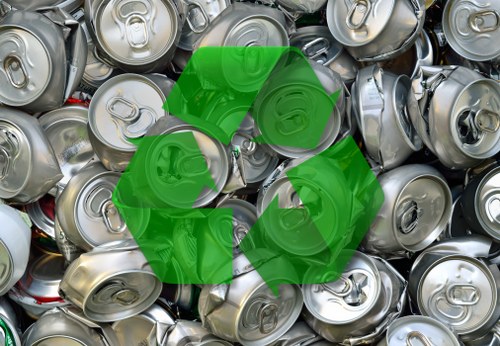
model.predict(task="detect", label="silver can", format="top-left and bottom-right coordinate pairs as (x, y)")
top-left (39, 105), bottom-right (99, 196)
top-left (269, 321), bottom-right (323, 346)
top-left (377, 315), bottom-right (460, 346)
top-left (0, 205), bottom-right (31, 296)
top-left (6, 0), bottom-right (74, 10)
top-left (59, 239), bottom-right (162, 322)
top-left (198, 254), bottom-right (303, 346)
top-left (290, 25), bottom-right (358, 86)
top-left (462, 164), bottom-right (500, 242)
top-left (326, 0), bottom-right (426, 61)
top-left (302, 251), bottom-right (406, 345)
top-left (410, 66), bottom-right (500, 169)
top-left (351, 65), bottom-right (422, 170)
top-left (408, 237), bottom-right (500, 341)
top-left (88, 73), bottom-right (172, 172)
top-left (275, 0), bottom-right (326, 14)
top-left (165, 320), bottom-right (233, 346)
top-left (56, 162), bottom-right (140, 251)
top-left (161, 284), bottom-right (199, 312)
top-left (84, 0), bottom-right (183, 72)
top-left (0, 298), bottom-right (20, 346)
top-left (362, 164), bottom-right (452, 257)
top-left (0, 8), bottom-right (87, 112)
top-left (443, 0), bottom-right (500, 62)
top-left (54, 215), bottom-right (84, 264)
top-left (0, 107), bottom-right (63, 204)
top-left (26, 195), bottom-right (56, 240)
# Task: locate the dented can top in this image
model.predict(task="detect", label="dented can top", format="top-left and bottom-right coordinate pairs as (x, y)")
top-left (166, 320), bottom-right (233, 346)
top-left (443, 0), bottom-right (500, 62)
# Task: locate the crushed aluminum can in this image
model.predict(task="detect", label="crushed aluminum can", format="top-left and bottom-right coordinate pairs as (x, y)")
top-left (376, 315), bottom-right (461, 346)
top-left (252, 60), bottom-right (346, 159)
top-left (302, 251), bottom-right (407, 345)
top-left (59, 239), bottom-right (162, 322)
top-left (362, 164), bottom-right (452, 257)
top-left (178, 0), bottom-right (230, 51)
top-left (269, 321), bottom-right (323, 346)
top-left (326, 0), bottom-right (426, 61)
top-left (408, 237), bottom-right (500, 342)
top-left (351, 65), bottom-right (422, 170)
top-left (6, 0), bottom-right (76, 10)
top-left (84, 0), bottom-right (183, 73)
top-left (26, 194), bottom-right (56, 240)
top-left (410, 65), bottom-right (500, 169)
top-left (111, 303), bottom-right (176, 345)
top-left (21, 307), bottom-right (108, 345)
top-left (290, 25), bottom-right (358, 86)
top-left (0, 7), bottom-right (87, 113)
top-left (274, 0), bottom-right (327, 14)
top-left (443, 0), bottom-right (500, 62)
top-left (165, 320), bottom-right (233, 346)
top-left (198, 254), bottom-right (303, 346)
top-left (88, 73), bottom-right (172, 172)
top-left (0, 298), bottom-right (20, 346)
top-left (54, 215), bottom-right (84, 264)
top-left (160, 284), bottom-right (200, 313)
top-left (461, 163), bottom-right (500, 242)
top-left (39, 105), bottom-right (99, 196)
top-left (0, 107), bottom-right (63, 204)
top-left (56, 162), bottom-right (143, 251)
top-left (0, 205), bottom-right (31, 296)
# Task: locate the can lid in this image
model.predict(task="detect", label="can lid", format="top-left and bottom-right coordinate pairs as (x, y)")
top-left (443, 0), bottom-right (500, 61)
top-left (0, 240), bottom-right (13, 295)
top-left (475, 166), bottom-right (500, 240)
top-left (386, 315), bottom-right (460, 346)
top-left (302, 251), bottom-right (381, 325)
top-left (89, 74), bottom-right (166, 152)
top-left (93, 0), bottom-right (179, 66)
top-left (39, 106), bottom-right (97, 193)
top-left (418, 255), bottom-right (498, 335)
top-left (327, 0), bottom-right (396, 47)
top-left (290, 26), bottom-right (343, 66)
top-left (0, 27), bottom-right (51, 106)
top-left (26, 195), bottom-right (56, 239)
top-left (451, 79), bottom-right (500, 159)
top-left (216, 198), bottom-right (257, 250)
top-left (18, 253), bottom-right (66, 300)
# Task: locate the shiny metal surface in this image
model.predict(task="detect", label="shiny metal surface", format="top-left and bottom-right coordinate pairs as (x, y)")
top-left (26, 195), bottom-right (56, 240)
top-left (166, 320), bottom-right (233, 346)
top-left (18, 253), bottom-right (66, 300)
top-left (216, 198), bottom-right (257, 253)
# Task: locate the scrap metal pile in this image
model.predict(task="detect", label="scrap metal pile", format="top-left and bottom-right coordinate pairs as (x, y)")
top-left (0, 0), bottom-right (498, 344)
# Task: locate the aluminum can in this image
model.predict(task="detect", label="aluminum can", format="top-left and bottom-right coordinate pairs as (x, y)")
top-left (363, 164), bottom-right (452, 257)
top-left (56, 162), bottom-right (146, 251)
top-left (443, 0), bottom-right (500, 62)
top-left (326, 0), bottom-right (426, 61)
top-left (408, 237), bottom-right (500, 341)
top-left (351, 65), bottom-right (422, 170)
top-left (0, 8), bottom-right (87, 113)
top-left (290, 25), bottom-right (358, 86)
top-left (377, 315), bottom-right (460, 346)
top-left (112, 303), bottom-right (176, 345)
top-left (59, 239), bottom-right (162, 322)
top-left (165, 320), bottom-right (233, 346)
top-left (84, 0), bottom-right (183, 72)
top-left (462, 164), bottom-right (500, 242)
top-left (269, 321), bottom-right (323, 346)
top-left (302, 251), bottom-right (406, 345)
top-left (198, 254), bottom-right (303, 346)
top-left (161, 284), bottom-right (200, 312)
top-left (275, 0), bottom-right (326, 14)
top-left (39, 105), bottom-right (99, 196)
top-left (178, 0), bottom-right (230, 51)
top-left (88, 73), bottom-right (172, 172)
top-left (0, 107), bottom-right (63, 203)
top-left (0, 298), bottom-right (20, 346)
top-left (54, 215), bottom-right (84, 264)
top-left (26, 194), bottom-right (56, 240)
top-left (410, 66), bottom-right (500, 169)
top-left (253, 60), bottom-right (346, 159)
top-left (144, 116), bottom-right (231, 208)
top-left (21, 308), bottom-right (108, 345)
top-left (6, 0), bottom-right (77, 10)
top-left (0, 205), bottom-right (31, 296)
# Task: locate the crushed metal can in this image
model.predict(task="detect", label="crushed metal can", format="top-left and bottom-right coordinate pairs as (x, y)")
top-left (165, 320), bottom-right (233, 346)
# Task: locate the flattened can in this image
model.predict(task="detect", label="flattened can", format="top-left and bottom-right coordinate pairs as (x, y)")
top-left (166, 320), bottom-right (233, 346)
top-left (26, 194), bottom-right (56, 240)
top-left (0, 205), bottom-right (31, 296)
top-left (59, 239), bottom-right (162, 322)
top-left (85, 0), bottom-right (183, 72)
top-left (0, 107), bottom-right (63, 204)
top-left (88, 73), bottom-right (172, 172)
top-left (39, 105), bottom-right (99, 196)
top-left (275, 0), bottom-right (326, 14)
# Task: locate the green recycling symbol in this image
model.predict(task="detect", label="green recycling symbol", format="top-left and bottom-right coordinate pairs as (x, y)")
top-left (112, 47), bottom-right (384, 295)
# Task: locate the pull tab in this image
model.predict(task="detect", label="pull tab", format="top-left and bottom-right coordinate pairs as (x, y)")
top-left (0, 129), bottom-right (19, 180)
top-left (316, 276), bottom-right (354, 297)
top-left (346, 0), bottom-right (372, 30)
top-left (112, 288), bottom-right (140, 305)
top-left (123, 108), bottom-right (156, 139)
top-left (276, 109), bottom-right (309, 136)
top-left (446, 284), bottom-right (480, 306)
top-left (94, 280), bottom-right (139, 305)
top-left (258, 303), bottom-right (278, 334)
top-left (101, 200), bottom-right (127, 234)
top-left (469, 10), bottom-right (500, 33)
top-left (475, 109), bottom-right (500, 133)
top-left (107, 96), bottom-right (140, 122)
top-left (125, 14), bottom-right (149, 48)
top-left (397, 201), bottom-right (421, 234)
top-left (406, 331), bottom-right (433, 346)
top-left (186, 1), bottom-right (210, 34)
top-left (4, 55), bottom-right (29, 89)
top-left (486, 195), bottom-right (500, 223)
top-left (302, 37), bottom-right (330, 60)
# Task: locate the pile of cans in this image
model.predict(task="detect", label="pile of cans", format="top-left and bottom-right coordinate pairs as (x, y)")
top-left (0, 0), bottom-right (499, 344)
